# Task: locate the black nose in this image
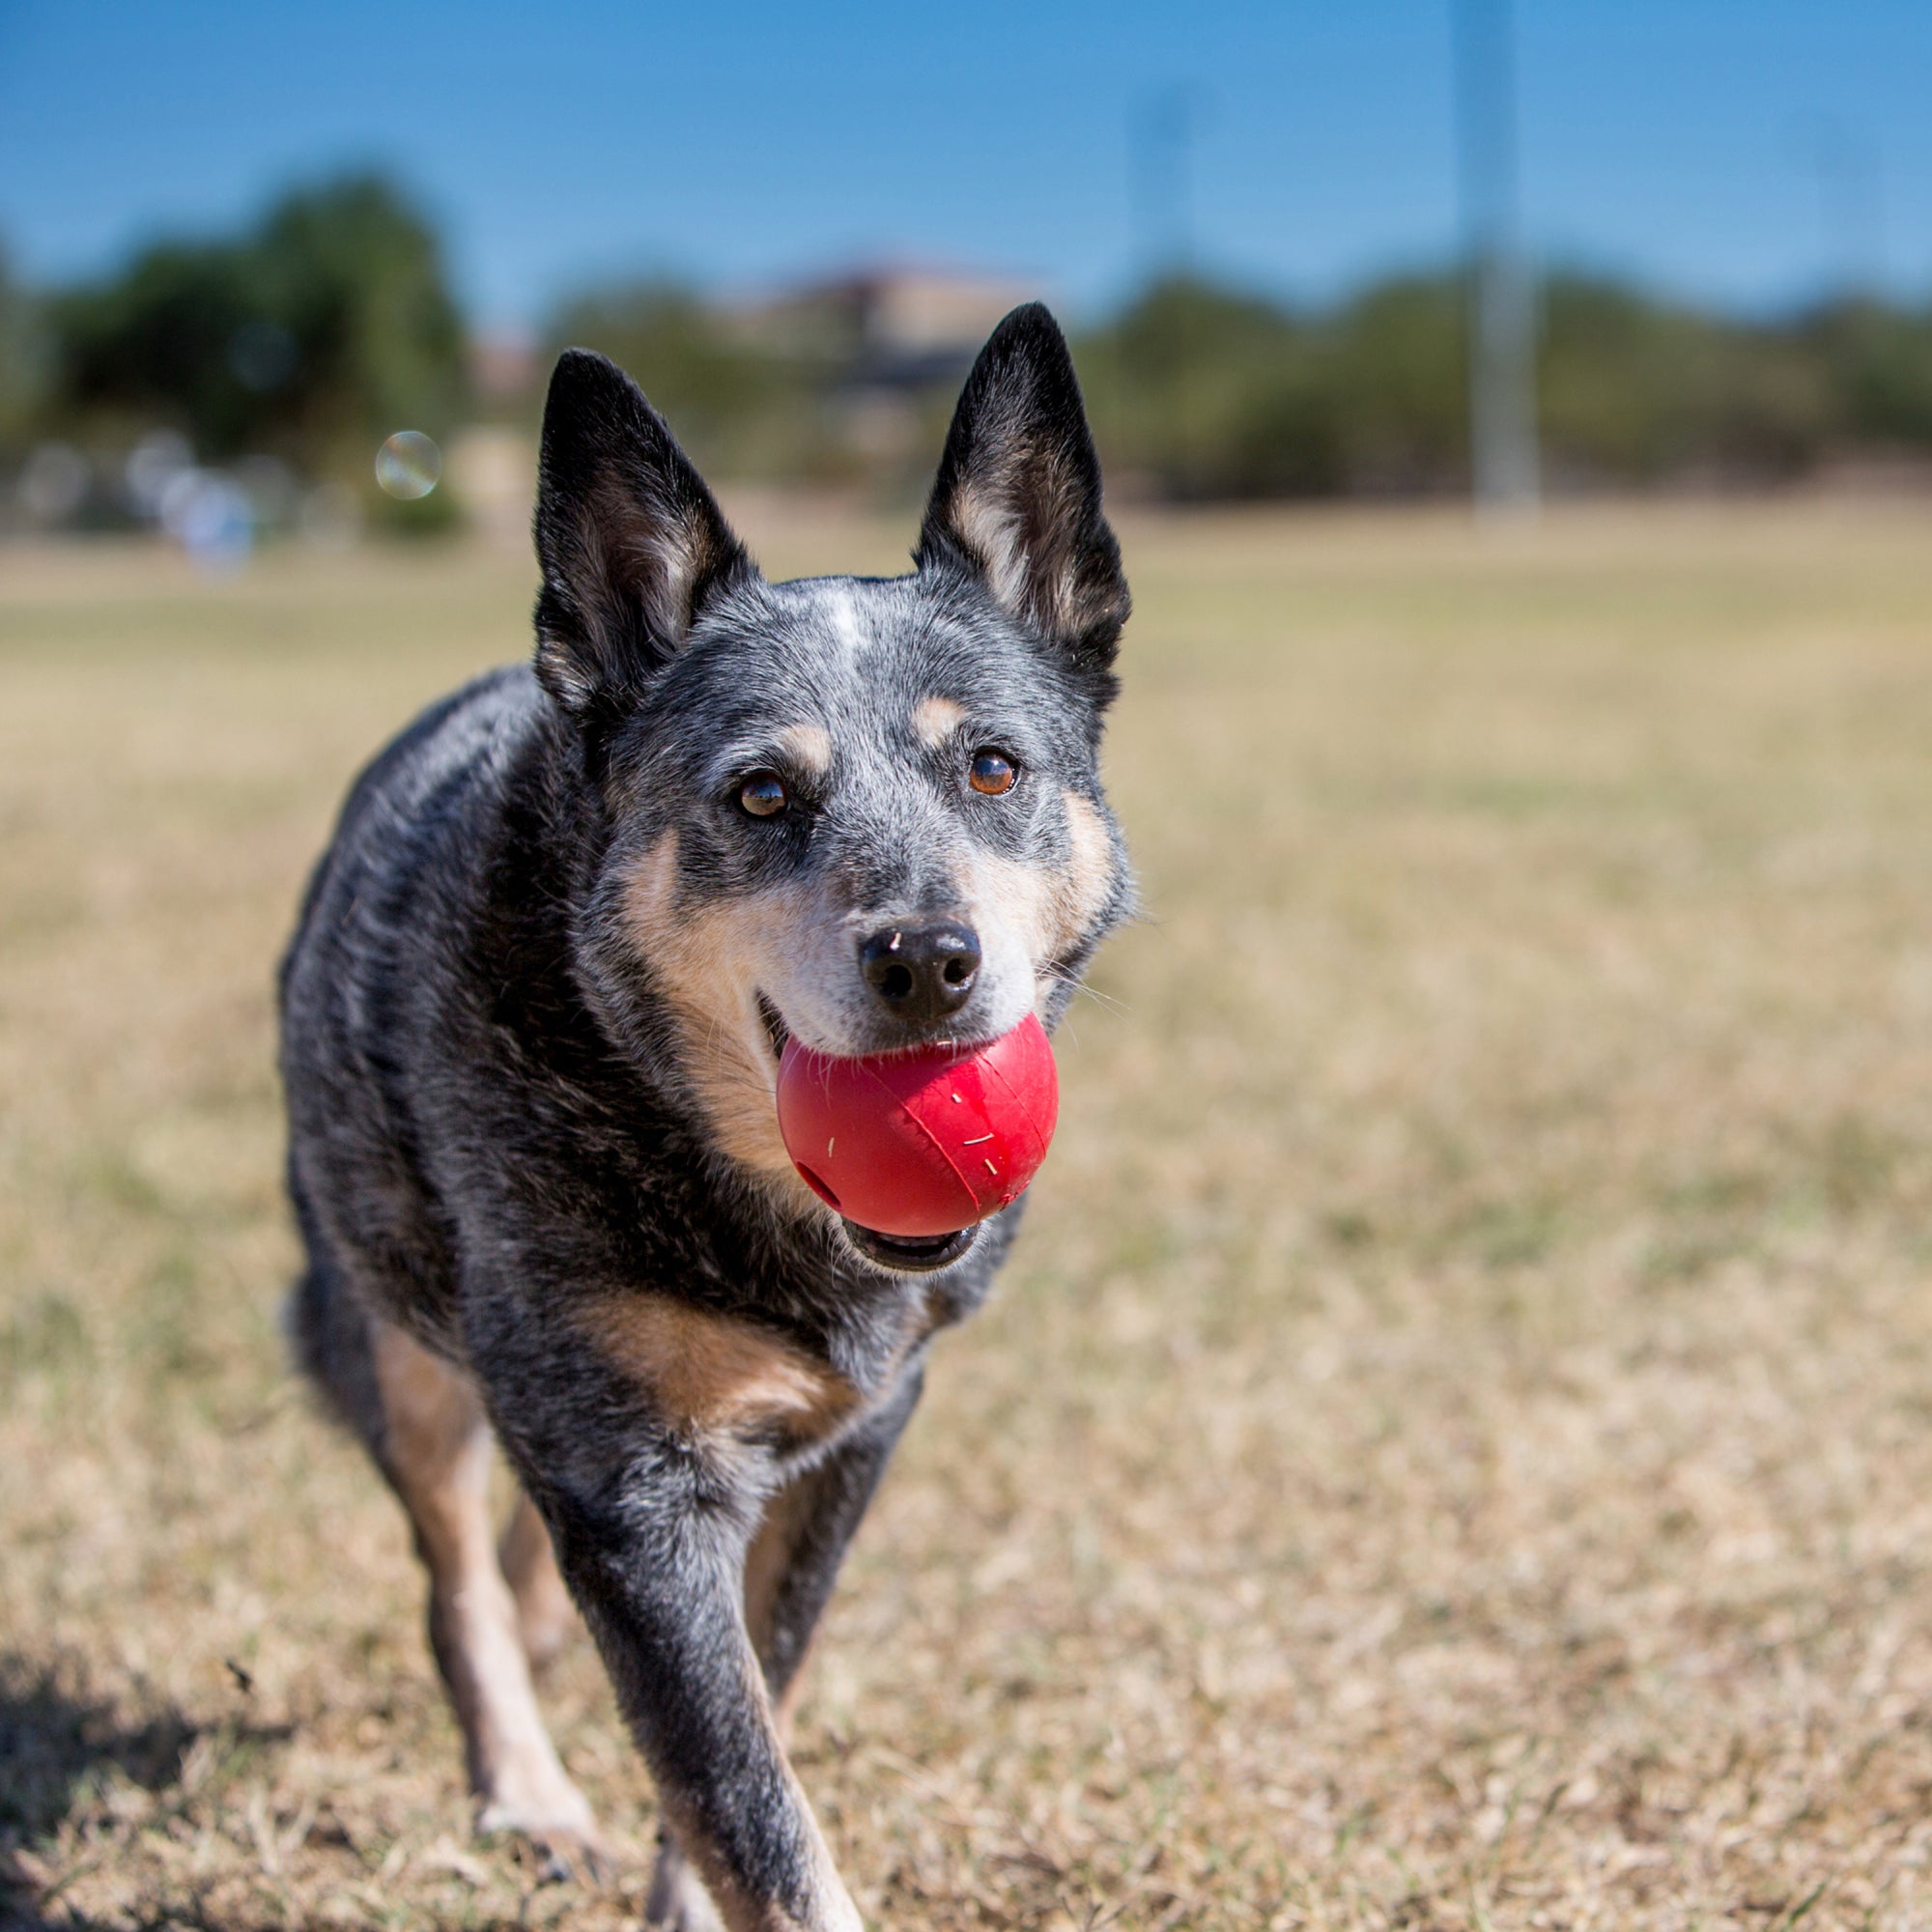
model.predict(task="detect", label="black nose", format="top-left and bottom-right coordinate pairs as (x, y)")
top-left (860, 921), bottom-right (981, 1023)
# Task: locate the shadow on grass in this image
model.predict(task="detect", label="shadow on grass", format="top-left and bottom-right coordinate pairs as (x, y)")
top-left (0, 1653), bottom-right (290, 1929)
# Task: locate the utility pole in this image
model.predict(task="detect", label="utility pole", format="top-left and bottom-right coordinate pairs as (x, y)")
top-left (1131, 84), bottom-right (1197, 276)
top-left (1452, 0), bottom-right (1540, 514)
top-left (1810, 122), bottom-right (1883, 297)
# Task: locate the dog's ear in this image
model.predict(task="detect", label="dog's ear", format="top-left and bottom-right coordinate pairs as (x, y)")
top-left (915, 303), bottom-right (1128, 676)
top-left (532, 349), bottom-right (754, 714)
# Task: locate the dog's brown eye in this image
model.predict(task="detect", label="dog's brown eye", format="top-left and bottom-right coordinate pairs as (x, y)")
top-left (968, 750), bottom-right (1016, 797)
top-left (739, 771), bottom-right (788, 817)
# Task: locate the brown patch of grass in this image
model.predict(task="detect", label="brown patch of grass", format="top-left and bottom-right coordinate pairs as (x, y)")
top-left (7, 501), bottom-right (1932, 1927)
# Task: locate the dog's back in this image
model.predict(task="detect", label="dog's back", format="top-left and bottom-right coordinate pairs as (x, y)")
top-left (282, 664), bottom-right (542, 1374)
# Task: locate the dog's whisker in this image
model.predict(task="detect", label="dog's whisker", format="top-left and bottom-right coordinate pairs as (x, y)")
top-left (1039, 960), bottom-right (1128, 1016)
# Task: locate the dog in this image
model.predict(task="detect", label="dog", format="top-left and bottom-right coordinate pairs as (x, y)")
top-left (278, 303), bottom-right (1132, 1932)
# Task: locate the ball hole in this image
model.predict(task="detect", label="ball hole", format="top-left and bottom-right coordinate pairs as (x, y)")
top-left (795, 1162), bottom-right (841, 1210)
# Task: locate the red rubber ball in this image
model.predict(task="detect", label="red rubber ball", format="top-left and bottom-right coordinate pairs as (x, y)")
top-left (776, 1014), bottom-right (1060, 1237)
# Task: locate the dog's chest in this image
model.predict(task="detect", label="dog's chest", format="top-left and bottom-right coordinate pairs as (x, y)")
top-left (573, 1276), bottom-right (944, 1454)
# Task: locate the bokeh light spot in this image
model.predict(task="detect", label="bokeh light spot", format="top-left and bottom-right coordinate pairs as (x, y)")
top-left (375, 430), bottom-right (441, 500)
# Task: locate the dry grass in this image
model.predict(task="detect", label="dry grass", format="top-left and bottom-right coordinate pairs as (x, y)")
top-left (7, 498), bottom-right (1932, 1929)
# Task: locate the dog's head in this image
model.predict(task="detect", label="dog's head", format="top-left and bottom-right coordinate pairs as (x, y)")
top-left (533, 305), bottom-right (1133, 1255)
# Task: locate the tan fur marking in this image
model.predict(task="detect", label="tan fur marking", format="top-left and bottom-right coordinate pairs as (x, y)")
top-left (1059, 790), bottom-right (1116, 948)
top-left (913, 695), bottom-right (967, 748)
top-left (581, 1293), bottom-right (857, 1441)
top-left (966, 852), bottom-right (1055, 980)
top-left (952, 481), bottom-right (1030, 614)
top-left (948, 449), bottom-right (1087, 636)
top-left (958, 788), bottom-right (1117, 1012)
top-left (774, 721), bottom-right (833, 776)
top-left (622, 830), bottom-right (807, 1187)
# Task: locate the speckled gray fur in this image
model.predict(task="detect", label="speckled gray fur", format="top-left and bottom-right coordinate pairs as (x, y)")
top-left (279, 304), bottom-right (1131, 1930)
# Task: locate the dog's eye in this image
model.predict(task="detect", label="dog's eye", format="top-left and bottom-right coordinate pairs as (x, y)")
top-left (738, 771), bottom-right (789, 818)
top-left (968, 750), bottom-right (1017, 797)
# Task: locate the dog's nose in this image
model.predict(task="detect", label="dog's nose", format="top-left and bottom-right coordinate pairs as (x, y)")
top-left (860, 921), bottom-right (981, 1023)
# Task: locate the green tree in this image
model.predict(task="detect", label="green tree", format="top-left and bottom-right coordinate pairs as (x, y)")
top-left (1321, 275), bottom-right (1468, 492)
top-left (0, 241), bottom-right (45, 447)
top-left (1078, 276), bottom-right (1344, 499)
top-left (1539, 275), bottom-right (1833, 484)
top-left (1805, 297), bottom-right (1932, 451)
top-left (47, 175), bottom-right (467, 479)
top-left (546, 282), bottom-right (824, 479)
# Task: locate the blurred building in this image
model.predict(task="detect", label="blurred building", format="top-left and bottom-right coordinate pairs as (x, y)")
top-left (733, 267), bottom-right (1035, 466)
top-left (735, 266), bottom-right (1034, 384)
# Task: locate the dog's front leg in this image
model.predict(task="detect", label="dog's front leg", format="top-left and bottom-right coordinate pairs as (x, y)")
top-left (492, 1403), bottom-right (864, 1932)
top-left (645, 1375), bottom-right (923, 1932)
top-left (747, 1368), bottom-right (924, 1736)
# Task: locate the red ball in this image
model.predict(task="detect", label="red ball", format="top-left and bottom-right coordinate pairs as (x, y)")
top-left (776, 1014), bottom-right (1060, 1237)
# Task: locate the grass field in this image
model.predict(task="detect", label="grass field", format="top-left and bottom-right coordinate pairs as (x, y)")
top-left (7, 498), bottom-right (1932, 1930)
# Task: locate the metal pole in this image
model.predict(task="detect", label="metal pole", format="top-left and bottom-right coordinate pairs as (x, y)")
top-left (1131, 85), bottom-right (1196, 275)
top-left (1453, 0), bottom-right (1540, 514)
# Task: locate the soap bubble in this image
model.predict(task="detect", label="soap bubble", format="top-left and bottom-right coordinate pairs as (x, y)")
top-left (376, 430), bottom-right (441, 500)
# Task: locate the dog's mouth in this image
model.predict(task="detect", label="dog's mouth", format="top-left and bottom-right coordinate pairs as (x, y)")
top-left (755, 992), bottom-right (790, 1063)
top-left (841, 1220), bottom-right (980, 1274)
top-left (759, 989), bottom-right (980, 1273)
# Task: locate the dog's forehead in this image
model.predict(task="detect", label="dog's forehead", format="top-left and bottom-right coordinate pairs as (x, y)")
top-left (763, 573), bottom-right (992, 684)
top-left (773, 575), bottom-right (893, 662)
top-left (681, 571), bottom-right (1020, 726)
top-left (661, 568), bottom-right (1028, 757)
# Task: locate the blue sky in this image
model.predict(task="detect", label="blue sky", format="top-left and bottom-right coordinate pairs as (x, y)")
top-left (1, 1), bottom-right (1927, 329)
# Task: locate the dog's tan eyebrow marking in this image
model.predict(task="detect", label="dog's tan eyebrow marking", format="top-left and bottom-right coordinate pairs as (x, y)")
top-left (913, 696), bottom-right (967, 748)
top-left (773, 722), bottom-right (833, 776)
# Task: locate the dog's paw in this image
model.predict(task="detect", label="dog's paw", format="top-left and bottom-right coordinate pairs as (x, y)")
top-left (478, 1785), bottom-right (619, 1886)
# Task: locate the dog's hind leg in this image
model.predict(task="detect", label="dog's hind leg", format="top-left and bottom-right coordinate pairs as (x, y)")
top-left (367, 1318), bottom-right (611, 1872)
top-left (499, 1488), bottom-right (581, 1670)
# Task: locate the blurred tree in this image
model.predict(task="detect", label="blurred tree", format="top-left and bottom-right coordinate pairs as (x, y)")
top-left (1078, 266), bottom-right (1932, 500)
top-left (0, 241), bottom-right (46, 448)
top-left (1078, 276), bottom-right (1344, 499)
top-left (1540, 275), bottom-right (1833, 484)
top-left (47, 175), bottom-right (467, 479)
top-left (41, 179), bottom-right (1932, 508)
top-left (1806, 298), bottom-right (1932, 452)
top-left (1322, 275), bottom-right (1468, 492)
top-left (547, 282), bottom-right (825, 479)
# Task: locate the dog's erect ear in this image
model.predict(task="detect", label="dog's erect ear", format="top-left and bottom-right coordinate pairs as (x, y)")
top-left (532, 349), bottom-right (754, 714)
top-left (915, 303), bottom-right (1128, 675)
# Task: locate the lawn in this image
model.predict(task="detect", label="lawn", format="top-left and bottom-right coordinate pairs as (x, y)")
top-left (6, 498), bottom-right (1932, 1929)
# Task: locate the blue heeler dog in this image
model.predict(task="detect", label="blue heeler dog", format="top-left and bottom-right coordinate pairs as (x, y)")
top-left (278, 304), bottom-right (1133, 1931)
